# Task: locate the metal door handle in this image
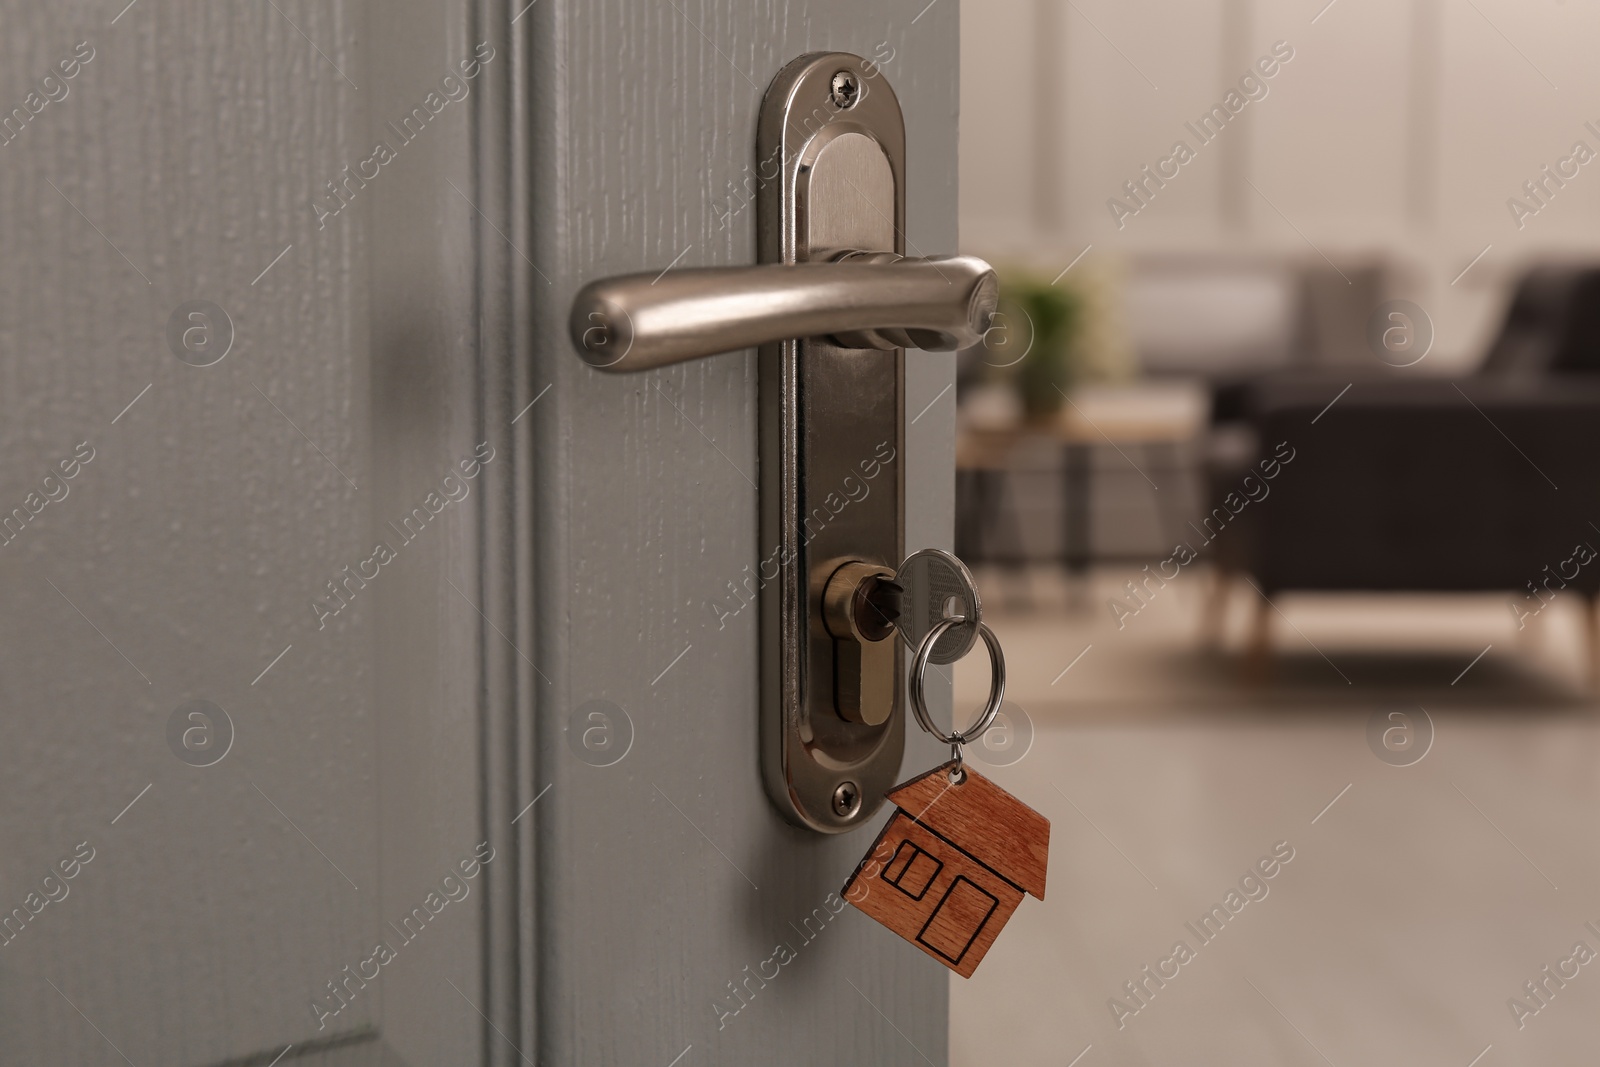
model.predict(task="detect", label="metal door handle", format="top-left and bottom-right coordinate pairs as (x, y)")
top-left (565, 49), bottom-right (976, 832)
top-left (570, 251), bottom-right (997, 372)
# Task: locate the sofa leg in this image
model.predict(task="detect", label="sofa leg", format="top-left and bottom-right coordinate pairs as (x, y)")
top-left (1201, 567), bottom-right (1230, 650)
top-left (1514, 605), bottom-right (1539, 653)
top-left (1245, 592), bottom-right (1272, 684)
top-left (1585, 596), bottom-right (1600, 694)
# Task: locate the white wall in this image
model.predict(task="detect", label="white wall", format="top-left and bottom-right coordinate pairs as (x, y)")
top-left (961, 0), bottom-right (1600, 371)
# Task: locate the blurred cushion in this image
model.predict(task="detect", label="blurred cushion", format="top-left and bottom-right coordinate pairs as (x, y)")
top-left (1126, 266), bottom-right (1298, 376)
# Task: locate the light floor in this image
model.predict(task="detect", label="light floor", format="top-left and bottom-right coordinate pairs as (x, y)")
top-left (947, 566), bottom-right (1600, 1067)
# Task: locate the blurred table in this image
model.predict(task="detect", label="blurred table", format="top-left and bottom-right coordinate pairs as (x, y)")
top-left (956, 381), bottom-right (1208, 576)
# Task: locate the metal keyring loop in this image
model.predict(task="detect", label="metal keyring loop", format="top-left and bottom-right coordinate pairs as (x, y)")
top-left (908, 616), bottom-right (1006, 747)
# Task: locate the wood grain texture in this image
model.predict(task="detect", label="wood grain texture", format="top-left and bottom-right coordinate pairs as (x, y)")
top-left (0, 0), bottom-right (960, 1062)
top-left (0, 1), bottom-right (494, 1064)
top-left (843, 762), bottom-right (1050, 978)
top-left (887, 761), bottom-right (1050, 898)
top-left (0, 2), bottom-right (376, 1063)
top-left (524, 0), bottom-right (961, 1063)
top-left (364, 1), bottom-right (499, 1064)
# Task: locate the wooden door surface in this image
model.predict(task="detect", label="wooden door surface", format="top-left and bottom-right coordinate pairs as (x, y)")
top-left (524, 2), bottom-right (962, 1064)
top-left (0, 2), bottom-right (962, 1064)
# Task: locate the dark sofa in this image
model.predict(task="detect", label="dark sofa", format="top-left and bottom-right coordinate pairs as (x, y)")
top-left (1204, 266), bottom-right (1600, 675)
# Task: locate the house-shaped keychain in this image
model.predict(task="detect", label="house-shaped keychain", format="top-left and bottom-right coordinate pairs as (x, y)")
top-left (843, 761), bottom-right (1049, 977)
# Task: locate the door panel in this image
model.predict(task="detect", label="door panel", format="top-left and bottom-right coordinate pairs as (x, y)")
top-left (1, 1), bottom-right (490, 1064)
top-left (526, 2), bottom-right (959, 1063)
top-left (1, 1), bottom-right (377, 1062)
top-left (0, 0), bottom-right (961, 1063)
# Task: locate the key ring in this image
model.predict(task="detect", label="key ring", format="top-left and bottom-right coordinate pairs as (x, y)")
top-left (908, 615), bottom-right (1006, 758)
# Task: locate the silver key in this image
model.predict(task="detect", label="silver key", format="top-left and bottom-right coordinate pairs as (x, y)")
top-left (892, 548), bottom-right (982, 665)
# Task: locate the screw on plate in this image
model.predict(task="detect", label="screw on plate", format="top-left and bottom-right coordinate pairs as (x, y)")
top-left (832, 780), bottom-right (861, 817)
top-left (829, 69), bottom-right (860, 109)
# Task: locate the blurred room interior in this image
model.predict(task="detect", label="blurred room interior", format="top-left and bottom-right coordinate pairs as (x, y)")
top-left (948, 1), bottom-right (1600, 1062)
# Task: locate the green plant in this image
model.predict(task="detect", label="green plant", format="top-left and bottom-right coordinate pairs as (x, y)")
top-left (997, 270), bottom-right (1084, 420)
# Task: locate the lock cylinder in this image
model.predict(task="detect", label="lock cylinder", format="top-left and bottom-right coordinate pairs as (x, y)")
top-left (823, 560), bottom-right (899, 726)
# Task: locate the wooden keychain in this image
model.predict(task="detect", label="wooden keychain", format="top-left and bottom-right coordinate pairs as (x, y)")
top-left (842, 615), bottom-right (1050, 977)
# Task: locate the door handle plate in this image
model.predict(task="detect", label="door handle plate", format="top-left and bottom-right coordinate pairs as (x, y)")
top-left (758, 52), bottom-right (906, 832)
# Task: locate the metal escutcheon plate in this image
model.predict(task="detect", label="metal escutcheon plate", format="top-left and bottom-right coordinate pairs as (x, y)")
top-left (758, 51), bottom-right (907, 833)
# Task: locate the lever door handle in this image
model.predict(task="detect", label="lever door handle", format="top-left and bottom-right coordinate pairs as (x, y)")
top-left (573, 49), bottom-right (980, 832)
top-left (569, 251), bottom-right (997, 372)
